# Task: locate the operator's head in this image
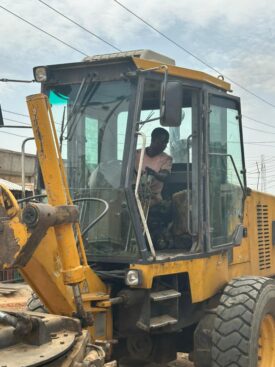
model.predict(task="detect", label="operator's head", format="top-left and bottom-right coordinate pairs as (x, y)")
top-left (150, 127), bottom-right (169, 155)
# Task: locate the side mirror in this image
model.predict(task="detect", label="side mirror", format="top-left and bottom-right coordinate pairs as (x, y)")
top-left (160, 81), bottom-right (182, 127)
top-left (0, 106), bottom-right (3, 126)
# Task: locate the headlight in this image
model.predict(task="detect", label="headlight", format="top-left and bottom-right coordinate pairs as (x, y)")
top-left (125, 270), bottom-right (142, 286)
top-left (34, 67), bottom-right (47, 82)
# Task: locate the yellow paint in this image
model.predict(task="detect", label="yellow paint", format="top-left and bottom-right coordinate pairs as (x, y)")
top-left (27, 94), bottom-right (86, 285)
top-left (81, 292), bottom-right (109, 302)
top-left (0, 184), bottom-right (20, 218)
top-left (131, 254), bottom-right (228, 303)
top-left (258, 314), bottom-right (275, 366)
top-left (9, 218), bottom-right (29, 248)
top-left (241, 191), bottom-right (275, 278)
top-left (133, 58), bottom-right (231, 91)
top-left (131, 189), bottom-right (275, 304)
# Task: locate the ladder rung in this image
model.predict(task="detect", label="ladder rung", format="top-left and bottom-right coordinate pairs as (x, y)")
top-left (150, 315), bottom-right (178, 329)
top-left (150, 289), bottom-right (181, 302)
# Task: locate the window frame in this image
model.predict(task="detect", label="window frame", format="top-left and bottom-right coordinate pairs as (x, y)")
top-left (205, 92), bottom-right (247, 252)
top-left (127, 72), bottom-right (203, 259)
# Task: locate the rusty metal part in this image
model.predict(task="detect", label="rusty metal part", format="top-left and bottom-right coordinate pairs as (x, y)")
top-left (0, 311), bottom-right (91, 367)
top-left (72, 284), bottom-right (94, 327)
top-left (82, 344), bottom-right (105, 366)
top-left (0, 220), bottom-right (20, 269)
top-left (0, 286), bottom-right (17, 295)
top-left (96, 296), bottom-right (124, 308)
top-left (0, 310), bottom-right (111, 366)
top-left (0, 311), bottom-right (17, 327)
top-left (22, 203), bottom-right (79, 228)
top-left (0, 311), bottom-right (51, 345)
top-left (0, 201), bottom-right (79, 270)
top-left (0, 203), bottom-right (79, 269)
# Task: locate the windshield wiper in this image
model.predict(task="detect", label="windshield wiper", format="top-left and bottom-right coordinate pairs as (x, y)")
top-left (59, 106), bottom-right (66, 152)
top-left (66, 79), bottom-right (100, 141)
top-left (61, 72), bottom-right (97, 141)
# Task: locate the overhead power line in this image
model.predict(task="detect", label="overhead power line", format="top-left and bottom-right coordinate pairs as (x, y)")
top-left (0, 130), bottom-right (32, 138)
top-left (38, 0), bottom-right (121, 52)
top-left (3, 110), bottom-right (63, 127)
top-left (4, 117), bottom-right (30, 126)
top-left (2, 109), bottom-right (29, 118)
top-left (243, 115), bottom-right (275, 130)
top-left (113, 0), bottom-right (275, 109)
top-left (242, 124), bottom-right (275, 135)
top-left (0, 5), bottom-right (88, 57)
top-left (4, 109), bottom-right (275, 135)
top-left (243, 141), bottom-right (275, 144)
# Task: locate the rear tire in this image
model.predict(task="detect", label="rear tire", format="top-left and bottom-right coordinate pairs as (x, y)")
top-left (212, 276), bottom-right (275, 367)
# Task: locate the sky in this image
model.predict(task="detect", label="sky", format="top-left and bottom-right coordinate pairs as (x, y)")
top-left (1, 0), bottom-right (275, 193)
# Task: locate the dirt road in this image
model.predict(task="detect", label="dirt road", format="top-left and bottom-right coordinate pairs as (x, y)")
top-left (0, 283), bottom-right (31, 311)
top-left (169, 355), bottom-right (194, 367)
top-left (122, 354), bottom-right (194, 367)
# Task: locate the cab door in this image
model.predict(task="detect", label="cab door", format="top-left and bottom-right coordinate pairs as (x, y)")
top-left (207, 94), bottom-right (246, 250)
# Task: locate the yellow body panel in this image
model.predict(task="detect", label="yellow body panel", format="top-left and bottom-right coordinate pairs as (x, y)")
top-left (133, 58), bottom-right (231, 91)
top-left (131, 254), bottom-right (228, 303)
top-left (131, 190), bottom-right (275, 303)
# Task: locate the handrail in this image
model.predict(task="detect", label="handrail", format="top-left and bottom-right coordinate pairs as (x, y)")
top-left (186, 134), bottom-right (197, 236)
top-left (135, 132), bottom-right (156, 259)
top-left (209, 152), bottom-right (245, 195)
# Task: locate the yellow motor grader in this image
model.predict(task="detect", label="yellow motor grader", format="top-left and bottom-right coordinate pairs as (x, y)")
top-left (0, 49), bottom-right (274, 367)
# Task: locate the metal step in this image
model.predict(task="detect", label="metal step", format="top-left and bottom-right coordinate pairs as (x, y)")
top-left (150, 314), bottom-right (178, 329)
top-left (150, 289), bottom-right (181, 302)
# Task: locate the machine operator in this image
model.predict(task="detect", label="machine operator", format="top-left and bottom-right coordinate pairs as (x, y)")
top-left (135, 127), bottom-right (172, 206)
top-left (136, 127), bottom-right (173, 249)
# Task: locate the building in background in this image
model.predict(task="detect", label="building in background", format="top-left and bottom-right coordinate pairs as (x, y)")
top-left (0, 149), bottom-right (35, 192)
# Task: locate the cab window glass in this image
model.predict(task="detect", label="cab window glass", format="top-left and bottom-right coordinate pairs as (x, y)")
top-left (209, 96), bottom-right (244, 247)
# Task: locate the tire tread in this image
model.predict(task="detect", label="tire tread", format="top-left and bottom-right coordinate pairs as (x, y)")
top-left (212, 276), bottom-right (270, 367)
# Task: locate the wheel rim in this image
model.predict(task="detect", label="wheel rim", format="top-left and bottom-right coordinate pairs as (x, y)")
top-left (258, 314), bottom-right (275, 366)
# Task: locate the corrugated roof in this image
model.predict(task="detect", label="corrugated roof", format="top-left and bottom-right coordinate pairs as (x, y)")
top-left (0, 178), bottom-right (32, 191)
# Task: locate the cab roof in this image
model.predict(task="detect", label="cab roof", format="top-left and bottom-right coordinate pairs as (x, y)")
top-left (84, 49), bottom-right (231, 92)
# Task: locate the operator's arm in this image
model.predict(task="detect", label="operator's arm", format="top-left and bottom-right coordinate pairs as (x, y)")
top-left (145, 154), bottom-right (172, 182)
top-left (145, 167), bottom-right (170, 182)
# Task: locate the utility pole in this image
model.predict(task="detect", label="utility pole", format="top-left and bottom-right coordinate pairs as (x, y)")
top-left (256, 162), bottom-right (260, 191)
top-left (261, 154), bottom-right (266, 192)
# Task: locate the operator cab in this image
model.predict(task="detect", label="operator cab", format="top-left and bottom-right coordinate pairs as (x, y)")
top-left (36, 49), bottom-right (246, 264)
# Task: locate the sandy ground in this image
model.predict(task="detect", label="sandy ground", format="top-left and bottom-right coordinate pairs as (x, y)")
top-left (142, 354), bottom-right (194, 367)
top-left (170, 354), bottom-right (194, 367)
top-left (0, 282), bottom-right (32, 311)
top-left (0, 283), bottom-right (194, 367)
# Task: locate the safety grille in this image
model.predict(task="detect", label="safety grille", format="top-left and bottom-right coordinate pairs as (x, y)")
top-left (257, 204), bottom-right (271, 270)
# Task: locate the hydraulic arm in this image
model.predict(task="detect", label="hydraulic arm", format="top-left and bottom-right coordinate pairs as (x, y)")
top-left (0, 94), bottom-right (112, 341)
